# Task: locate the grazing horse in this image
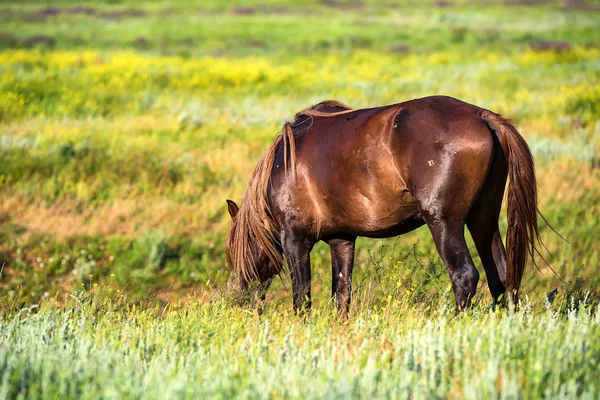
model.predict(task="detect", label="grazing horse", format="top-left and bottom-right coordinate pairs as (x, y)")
top-left (226, 96), bottom-right (543, 315)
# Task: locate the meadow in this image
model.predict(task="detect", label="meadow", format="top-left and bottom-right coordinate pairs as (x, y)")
top-left (0, 0), bottom-right (599, 398)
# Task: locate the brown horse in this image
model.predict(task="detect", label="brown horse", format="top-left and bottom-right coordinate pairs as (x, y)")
top-left (226, 96), bottom-right (543, 315)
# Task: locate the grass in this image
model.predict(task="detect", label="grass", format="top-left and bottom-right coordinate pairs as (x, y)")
top-left (0, 0), bottom-right (599, 398)
top-left (1, 295), bottom-right (599, 399)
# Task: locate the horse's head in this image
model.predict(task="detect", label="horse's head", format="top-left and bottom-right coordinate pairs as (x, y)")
top-left (225, 200), bottom-right (282, 297)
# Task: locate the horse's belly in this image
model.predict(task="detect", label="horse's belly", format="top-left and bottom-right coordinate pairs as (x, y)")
top-left (336, 188), bottom-right (423, 237)
top-left (359, 217), bottom-right (426, 238)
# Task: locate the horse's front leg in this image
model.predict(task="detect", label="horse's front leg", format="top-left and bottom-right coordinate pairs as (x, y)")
top-left (255, 277), bottom-right (274, 311)
top-left (329, 236), bottom-right (356, 318)
top-left (282, 234), bottom-right (314, 313)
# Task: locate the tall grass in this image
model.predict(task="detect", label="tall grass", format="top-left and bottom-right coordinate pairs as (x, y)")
top-left (1, 291), bottom-right (599, 399)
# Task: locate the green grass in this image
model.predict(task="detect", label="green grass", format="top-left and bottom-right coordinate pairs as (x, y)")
top-left (0, 0), bottom-right (599, 398)
top-left (1, 290), bottom-right (600, 399)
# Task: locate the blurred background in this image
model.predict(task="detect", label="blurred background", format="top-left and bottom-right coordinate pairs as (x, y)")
top-left (0, 0), bottom-right (598, 307)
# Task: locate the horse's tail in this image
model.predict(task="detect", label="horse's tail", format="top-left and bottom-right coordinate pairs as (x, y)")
top-left (481, 110), bottom-right (541, 303)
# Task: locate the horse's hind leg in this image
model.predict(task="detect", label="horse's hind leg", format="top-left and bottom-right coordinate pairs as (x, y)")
top-left (414, 190), bottom-right (482, 310)
top-left (423, 216), bottom-right (480, 310)
top-left (409, 131), bottom-right (493, 310)
top-left (466, 216), bottom-right (507, 302)
top-left (466, 137), bottom-right (508, 302)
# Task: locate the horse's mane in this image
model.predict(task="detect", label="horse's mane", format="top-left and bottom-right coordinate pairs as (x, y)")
top-left (227, 100), bottom-right (353, 281)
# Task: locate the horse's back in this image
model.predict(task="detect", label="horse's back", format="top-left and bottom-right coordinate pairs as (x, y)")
top-left (298, 95), bottom-right (493, 176)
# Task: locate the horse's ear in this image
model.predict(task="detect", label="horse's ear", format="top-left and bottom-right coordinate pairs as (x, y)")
top-left (226, 200), bottom-right (239, 219)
